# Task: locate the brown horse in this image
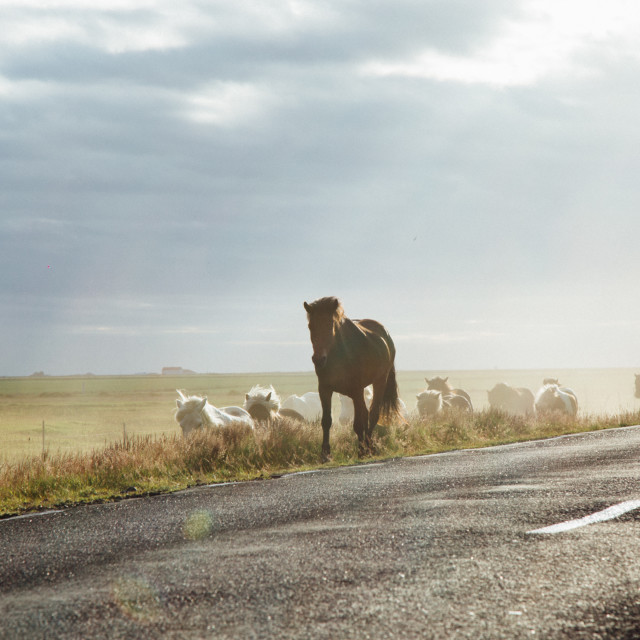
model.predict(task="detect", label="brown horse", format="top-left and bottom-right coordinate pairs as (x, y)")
top-left (304, 296), bottom-right (401, 459)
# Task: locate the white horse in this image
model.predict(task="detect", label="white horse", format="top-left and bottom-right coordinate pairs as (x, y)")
top-left (282, 392), bottom-right (323, 422)
top-left (416, 389), bottom-right (444, 417)
top-left (175, 390), bottom-right (254, 436)
top-left (534, 383), bottom-right (578, 417)
top-left (243, 384), bottom-right (305, 423)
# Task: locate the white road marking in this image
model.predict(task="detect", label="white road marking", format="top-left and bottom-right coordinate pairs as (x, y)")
top-left (1, 509), bottom-right (61, 522)
top-left (528, 500), bottom-right (640, 534)
top-left (205, 482), bottom-right (239, 488)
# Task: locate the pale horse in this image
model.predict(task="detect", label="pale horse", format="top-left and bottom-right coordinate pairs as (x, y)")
top-left (175, 389), bottom-right (254, 436)
top-left (425, 376), bottom-right (473, 412)
top-left (243, 385), bottom-right (306, 423)
top-left (416, 389), bottom-right (472, 416)
top-left (281, 391), bottom-right (323, 422)
top-left (487, 383), bottom-right (535, 416)
top-left (534, 382), bottom-right (578, 417)
top-left (416, 389), bottom-right (444, 417)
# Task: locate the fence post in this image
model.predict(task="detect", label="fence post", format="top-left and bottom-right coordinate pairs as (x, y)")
top-left (42, 420), bottom-right (45, 458)
top-left (123, 422), bottom-right (127, 446)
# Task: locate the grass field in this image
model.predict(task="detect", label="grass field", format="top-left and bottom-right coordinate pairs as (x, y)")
top-left (1, 368), bottom-right (639, 462)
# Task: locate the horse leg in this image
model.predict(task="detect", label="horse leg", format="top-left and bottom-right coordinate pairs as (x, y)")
top-left (319, 386), bottom-right (333, 462)
top-left (352, 393), bottom-right (369, 457)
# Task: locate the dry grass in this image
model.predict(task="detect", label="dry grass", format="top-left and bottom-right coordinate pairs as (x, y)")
top-left (2, 409), bottom-right (640, 518)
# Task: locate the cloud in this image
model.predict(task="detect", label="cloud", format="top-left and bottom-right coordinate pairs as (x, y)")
top-left (181, 81), bottom-right (281, 127)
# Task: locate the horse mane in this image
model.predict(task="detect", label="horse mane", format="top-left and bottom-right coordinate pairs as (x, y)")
top-left (305, 296), bottom-right (345, 326)
top-left (244, 384), bottom-right (281, 413)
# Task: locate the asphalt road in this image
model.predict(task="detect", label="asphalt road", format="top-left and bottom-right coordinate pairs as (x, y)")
top-left (2, 426), bottom-right (640, 639)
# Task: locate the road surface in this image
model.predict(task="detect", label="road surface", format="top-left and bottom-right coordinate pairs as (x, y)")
top-left (2, 425), bottom-right (640, 638)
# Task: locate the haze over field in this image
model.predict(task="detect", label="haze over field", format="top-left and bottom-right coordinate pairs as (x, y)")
top-left (2, 1), bottom-right (640, 376)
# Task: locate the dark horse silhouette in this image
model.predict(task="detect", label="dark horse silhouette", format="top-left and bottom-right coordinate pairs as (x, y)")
top-left (303, 296), bottom-right (401, 459)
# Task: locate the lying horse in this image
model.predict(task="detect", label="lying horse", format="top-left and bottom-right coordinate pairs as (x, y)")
top-left (304, 296), bottom-right (401, 459)
top-left (243, 384), bottom-right (305, 423)
top-left (282, 392), bottom-right (323, 421)
top-left (175, 390), bottom-right (254, 435)
top-left (534, 383), bottom-right (578, 417)
top-left (487, 383), bottom-right (534, 416)
top-left (425, 376), bottom-right (473, 412)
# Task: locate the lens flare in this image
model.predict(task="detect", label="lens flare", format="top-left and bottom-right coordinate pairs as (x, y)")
top-left (183, 509), bottom-right (214, 540)
top-left (112, 575), bottom-right (161, 622)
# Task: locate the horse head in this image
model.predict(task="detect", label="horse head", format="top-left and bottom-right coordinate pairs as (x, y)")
top-left (425, 376), bottom-right (451, 393)
top-left (175, 393), bottom-right (208, 435)
top-left (304, 297), bottom-right (344, 370)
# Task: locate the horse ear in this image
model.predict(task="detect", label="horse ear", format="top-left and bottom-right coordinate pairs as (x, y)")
top-left (197, 398), bottom-right (207, 411)
top-left (177, 400), bottom-right (183, 409)
top-left (444, 377), bottom-right (448, 382)
top-left (333, 298), bottom-right (340, 310)
top-left (304, 301), bottom-right (311, 312)
top-left (246, 393), bottom-right (250, 401)
top-left (266, 392), bottom-right (271, 401)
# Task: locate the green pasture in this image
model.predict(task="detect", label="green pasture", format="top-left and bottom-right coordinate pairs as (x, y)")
top-left (1, 368), bottom-right (639, 463)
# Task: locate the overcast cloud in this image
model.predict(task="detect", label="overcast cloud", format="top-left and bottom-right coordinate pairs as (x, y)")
top-left (2, 0), bottom-right (640, 376)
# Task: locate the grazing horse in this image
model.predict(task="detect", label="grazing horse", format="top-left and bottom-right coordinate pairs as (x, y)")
top-left (487, 383), bottom-right (535, 416)
top-left (304, 296), bottom-right (401, 459)
top-left (243, 384), bottom-right (305, 423)
top-left (425, 376), bottom-right (473, 412)
top-left (534, 383), bottom-right (578, 417)
top-left (175, 390), bottom-right (254, 435)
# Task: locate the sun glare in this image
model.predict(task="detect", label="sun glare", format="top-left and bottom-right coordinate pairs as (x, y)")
top-left (362, 0), bottom-right (640, 86)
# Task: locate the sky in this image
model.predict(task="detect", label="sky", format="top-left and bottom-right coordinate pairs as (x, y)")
top-left (2, 0), bottom-right (640, 376)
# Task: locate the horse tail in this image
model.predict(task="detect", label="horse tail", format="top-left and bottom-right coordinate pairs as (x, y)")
top-left (380, 363), bottom-right (401, 422)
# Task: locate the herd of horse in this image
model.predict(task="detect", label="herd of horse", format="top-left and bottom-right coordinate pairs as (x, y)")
top-left (174, 296), bottom-right (636, 458)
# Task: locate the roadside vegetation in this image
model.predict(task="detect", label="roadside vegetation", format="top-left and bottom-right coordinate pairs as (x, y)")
top-left (3, 408), bottom-right (640, 518)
